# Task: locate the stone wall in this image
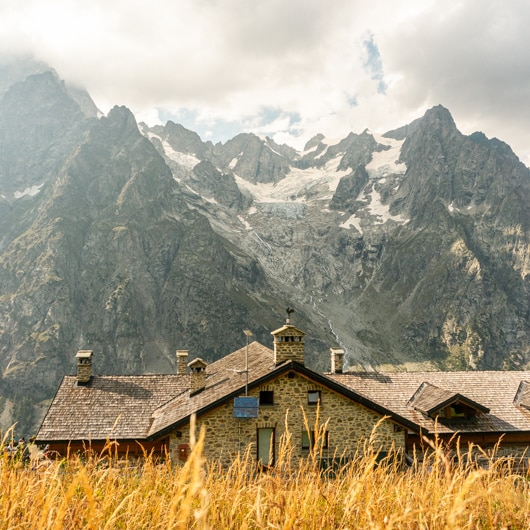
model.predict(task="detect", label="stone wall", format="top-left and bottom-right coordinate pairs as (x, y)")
top-left (76, 364), bottom-right (92, 383)
top-left (274, 340), bottom-right (305, 365)
top-left (169, 370), bottom-right (405, 467)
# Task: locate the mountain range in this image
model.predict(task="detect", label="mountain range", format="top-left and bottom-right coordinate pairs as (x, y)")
top-left (0, 58), bottom-right (528, 433)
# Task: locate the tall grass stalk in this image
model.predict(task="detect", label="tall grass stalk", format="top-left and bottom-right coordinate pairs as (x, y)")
top-left (1, 429), bottom-right (530, 528)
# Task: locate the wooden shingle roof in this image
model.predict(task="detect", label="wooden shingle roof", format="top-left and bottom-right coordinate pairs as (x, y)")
top-left (327, 371), bottom-right (530, 434)
top-left (37, 340), bottom-right (530, 445)
top-left (148, 341), bottom-right (277, 437)
top-left (36, 341), bottom-right (277, 443)
top-left (37, 375), bottom-right (189, 442)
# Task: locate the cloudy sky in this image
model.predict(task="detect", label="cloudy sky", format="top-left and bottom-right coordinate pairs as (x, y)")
top-left (2, 0), bottom-right (530, 165)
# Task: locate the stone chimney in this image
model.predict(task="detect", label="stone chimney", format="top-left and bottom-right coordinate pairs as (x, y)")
top-left (271, 324), bottom-right (305, 365)
top-left (176, 350), bottom-right (188, 375)
top-left (76, 350), bottom-right (93, 385)
top-left (330, 347), bottom-right (345, 374)
top-left (188, 358), bottom-right (207, 395)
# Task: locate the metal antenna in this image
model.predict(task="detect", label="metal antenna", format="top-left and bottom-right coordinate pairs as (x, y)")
top-left (243, 329), bottom-right (253, 395)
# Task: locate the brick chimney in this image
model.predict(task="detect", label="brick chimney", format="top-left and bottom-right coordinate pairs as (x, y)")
top-left (188, 358), bottom-right (207, 395)
top-left (330, 347), bottom-right (345, 374)
top-left (176, 350), bottom-right (188, 375)
top-left (76, 350), bottom-right (93, 385)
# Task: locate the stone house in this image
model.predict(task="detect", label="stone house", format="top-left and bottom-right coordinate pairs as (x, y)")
top-left (36, 319), bottom-right (530, 466)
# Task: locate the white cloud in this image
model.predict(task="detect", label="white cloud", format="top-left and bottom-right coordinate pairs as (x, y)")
top-left (1, 0), bottom-right (529, 164)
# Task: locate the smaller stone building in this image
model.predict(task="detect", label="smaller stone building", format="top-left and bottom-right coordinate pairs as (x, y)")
top-left (36, 319), bottom-right (530, 466)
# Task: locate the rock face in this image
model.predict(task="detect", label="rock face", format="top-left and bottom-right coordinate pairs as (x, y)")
top-left (210, 133), bottom-right (296, 184)
top-left (0, 63), bottom-right (528, 434)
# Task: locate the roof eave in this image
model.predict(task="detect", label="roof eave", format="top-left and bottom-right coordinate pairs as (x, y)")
top-left (33, 436), bottom-right (162, 445)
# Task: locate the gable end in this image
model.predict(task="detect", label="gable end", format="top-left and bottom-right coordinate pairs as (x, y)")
top-left (408, 382), bottom-right (489, 419)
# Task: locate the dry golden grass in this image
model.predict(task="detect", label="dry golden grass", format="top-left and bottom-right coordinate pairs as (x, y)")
top-left (1, 427), bottom-right (530, 529)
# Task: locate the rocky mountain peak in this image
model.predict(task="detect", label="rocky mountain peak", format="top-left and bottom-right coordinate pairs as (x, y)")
top-left (390, 104), bottom-right (530, 223)
top-left (0, 56), bottom-right (52, 97)
top-left (143, 120), bottom-right (211, 158)
top-left (303, 133), bottom-right (325, 152)
top-left (0, 70), bottom-right (91, 197)
top-left (102, 105), bottom-right (139, 134)
top-left (211, 132), bottom-right (292, 184)
top-left (421, 104), bottom-right (457, 129)
top-left (383, 105), bottom-right (456, 143)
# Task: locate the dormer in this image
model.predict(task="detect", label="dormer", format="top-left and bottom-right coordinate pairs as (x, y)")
top-left (408, 382), bottom-right (489, 420)
top-left (271, 324), bottom-right (305, 365)
top-left (514, 381), bottom-right (530, 410)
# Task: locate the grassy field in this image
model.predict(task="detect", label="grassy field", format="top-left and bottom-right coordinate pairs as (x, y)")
top-left (1, 427), bottom-right (530, 529)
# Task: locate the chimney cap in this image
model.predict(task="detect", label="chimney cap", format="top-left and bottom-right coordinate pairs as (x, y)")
top-left (188, 358), bottom-right (207, 371)
top-left (176, 350), bottom-right (189, 357)
top-left (271, 324), bottom-right (305, 337)
top-left (76, 350), bottom-right (93, 360)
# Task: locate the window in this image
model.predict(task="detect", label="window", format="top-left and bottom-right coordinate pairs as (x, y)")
top-left (302, 430), bottom-right (329, 450)
top-left (449, 404), bottom-right (466, 418)
top-left (259, 390), bottom-right (274, 405)
top-left (307, 390), bottom-right (321, 405)
top-left (444, 403), bottom-right (476, 419)
top-left (257, 427), bottom-right (275, 466)
top-left (436, 402), bottom-right (477, 420)
top-left (301, 430), bottom-right (311, 450)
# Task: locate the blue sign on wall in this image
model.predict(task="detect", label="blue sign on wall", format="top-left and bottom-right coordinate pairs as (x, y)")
top-left (234, 397), bottom-right (259, 418)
